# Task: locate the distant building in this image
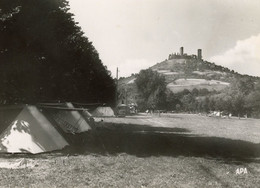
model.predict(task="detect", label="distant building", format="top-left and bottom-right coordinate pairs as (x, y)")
top-left (168, 47), bottom-right (203, 60)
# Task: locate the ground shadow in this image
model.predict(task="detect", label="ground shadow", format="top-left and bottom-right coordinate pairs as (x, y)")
top-left (1, 122), bottom-right (259, 162)
top-left (66, 122), bottom-right (260, 162)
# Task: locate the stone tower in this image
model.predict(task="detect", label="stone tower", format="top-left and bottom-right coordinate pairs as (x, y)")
top-left (180, 47), bottom-right (184, 56)
top-left (197, 49), bottom-right (202, 59)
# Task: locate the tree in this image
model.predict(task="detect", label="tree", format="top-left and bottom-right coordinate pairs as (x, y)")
top-left (246, 81), bottom-right (260, 118)
top-left (181, 93), bottom-right (196, 112)
top-left (175, 104), bottom-right (181, 112)
top-left (217, 77), bottom-right (256, 117)
top-left (0, 0), bottom-right (115, 105)
top-left (176, 89), bottom-right (190, 97)
top-left (202, 97), bottom-right (210, 112)
top-left (208, 98), bottom-right (216, 111)
top-left (191, 88), bottom-right (199, 96)
top-left (198, 88), bottom-right (210, 96)
top-left (231, 77), bottom-right (255, 95)
top-left (135, 69), bottom-right (167, 110)
top-left (166, 91), bottom-right (181, 111)
top-left (231, 93), bottom-right (246, 117)
top-left (215, 97), bottom-right (225, 111)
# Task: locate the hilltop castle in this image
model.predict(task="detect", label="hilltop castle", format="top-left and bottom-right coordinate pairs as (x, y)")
top-left (168, 47), bottom-right (202, 60)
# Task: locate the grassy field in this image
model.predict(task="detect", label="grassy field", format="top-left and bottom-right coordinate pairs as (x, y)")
top-left (0, 154), bottom-right (259, 188)
top-left (98, 113), bottom-right (260, 143)
top-left (0, 113), bottom-right (259, 187)
top-left (167, 78), bottom-right (229, 92)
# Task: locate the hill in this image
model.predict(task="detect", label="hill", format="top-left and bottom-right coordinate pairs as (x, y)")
top-left (118, 47), bottom-right (259, 106)
top-left (151, 57), bottom-right (233, 93)
top-left (116, 47), bottom-right (260, 118)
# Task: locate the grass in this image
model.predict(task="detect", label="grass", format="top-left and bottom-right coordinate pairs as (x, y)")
top-left (99, 113), bottom-right (260, 143)
top-left (167, 78), bottom-right (229, 92)
top-left (173, 78), bottom-right (229, 85)
top-left (0, 114), bottom-right (259, 187)
top-left (0, 153), bottom-right (259, 187)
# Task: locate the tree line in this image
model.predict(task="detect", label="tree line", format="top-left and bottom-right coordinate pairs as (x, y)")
top-left (0, 0), bottom-right (115, 105)
top-left (135, 69), bottom-right (260, 118)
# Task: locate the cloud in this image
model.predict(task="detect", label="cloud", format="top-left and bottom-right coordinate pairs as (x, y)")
top-left (210, 33), bottom-right (260, 77)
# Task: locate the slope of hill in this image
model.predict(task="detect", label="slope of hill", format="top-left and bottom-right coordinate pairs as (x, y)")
top-left (117, 48), bottom-right (259, 107)
top-left (153, 57), bottom-right (231, 91)
top-left (152, 58), bottom-right (231, 81)
top-left (167, 78), bottom-right (229, 93)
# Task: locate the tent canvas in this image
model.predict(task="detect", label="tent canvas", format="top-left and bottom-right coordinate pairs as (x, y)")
top-left (0, 106), bottom-right (24, 134)
top-left (70, 102), bottom-right (95, 120)
top-left (81, 109), bottom-right (92, 117)
top-left (0, 106), bottom-right (69, 154)
top-left (41, 102), bottom-right (92, 133)
top-left (92, 106), bottom-right (115, 117)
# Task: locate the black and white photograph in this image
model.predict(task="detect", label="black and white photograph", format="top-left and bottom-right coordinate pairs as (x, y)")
top-left (0, 0), bottom-right (260, 187)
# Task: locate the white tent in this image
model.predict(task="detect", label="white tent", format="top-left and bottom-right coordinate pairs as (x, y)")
top-left (40, 102), bottom-right (93, 133)
top-left (0, 106), bottom-right (69, 154)
top-left (92, 106), bottom-right (115, 117)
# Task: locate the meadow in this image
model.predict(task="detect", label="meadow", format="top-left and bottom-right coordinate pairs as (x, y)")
top-left (0, 113), bottom-right (259, 187)
top-left (167, 79), bottom-right (229, 92)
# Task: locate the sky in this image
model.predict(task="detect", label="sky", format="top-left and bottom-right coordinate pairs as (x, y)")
top-left (68, 0), bottom-right (260, 78)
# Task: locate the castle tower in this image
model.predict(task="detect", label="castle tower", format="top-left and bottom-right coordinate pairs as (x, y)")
top-left (197, 49), bottom-right (202, 59)
top-left (180, 47), bottom-right (184, 56)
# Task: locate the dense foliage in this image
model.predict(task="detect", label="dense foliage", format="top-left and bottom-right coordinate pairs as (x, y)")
top-left (133, 65), bottom-right (260, 117)
top-left (137, 56), bottom-right (260, 117)
top-left (0, 0), bottom-right (115, 105)
top-left (166, 78), bottom-right (260, 118)
top-left (135, 69), bottom-right (167, 111)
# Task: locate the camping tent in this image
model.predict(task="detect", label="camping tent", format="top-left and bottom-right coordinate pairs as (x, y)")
top-left (39, 102), bottom-right (93, 133)
top-left (0, 102), bottom-right (96, 154)
top-left (92, 106), bottom-right (115, 117)
top-left (0, 105), bottom-right (69, 154)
